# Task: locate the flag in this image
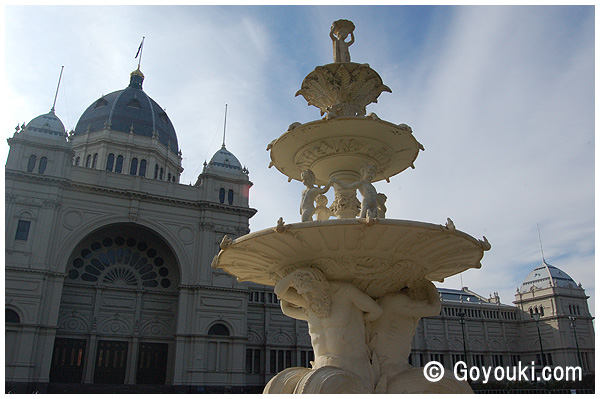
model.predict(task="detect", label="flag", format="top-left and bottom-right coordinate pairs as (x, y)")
top-left (135, 37), bottom-right (145, 59)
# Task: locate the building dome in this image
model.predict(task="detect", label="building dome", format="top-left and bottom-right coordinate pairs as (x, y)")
top-left (205, 144), bottom-right (247, 176)
top-left (520, 261), bottom-right (578, 291)
top-left (23, 110), bottom-right (67, 139)
top-left (72, 69), bottom-right (178, 152)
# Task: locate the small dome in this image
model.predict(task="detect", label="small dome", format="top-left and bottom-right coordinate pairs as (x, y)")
top-left (73, 69), bottom-right (178, 152)
top-left (23, 110), bottom-right (67, 139)
top-left (205, 144), bottom-right (246, 176)
top-left (520, 261), bottom-right (578, 291)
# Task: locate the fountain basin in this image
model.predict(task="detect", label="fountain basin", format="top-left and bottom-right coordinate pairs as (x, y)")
top-left (214, 218), bottom-right (488, 298)
top-left (268, 118), bottom-right (422, 186)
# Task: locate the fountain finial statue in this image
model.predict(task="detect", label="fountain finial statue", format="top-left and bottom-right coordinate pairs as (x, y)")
top-left (330, 19), bottom-right (355, 63)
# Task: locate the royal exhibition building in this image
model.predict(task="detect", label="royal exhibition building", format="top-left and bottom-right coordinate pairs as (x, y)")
top-left (5, 65), bottom-right (594, 394)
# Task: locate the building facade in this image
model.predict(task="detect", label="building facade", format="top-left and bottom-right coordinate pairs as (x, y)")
top-left (5, 69), bottom-right (594, 393)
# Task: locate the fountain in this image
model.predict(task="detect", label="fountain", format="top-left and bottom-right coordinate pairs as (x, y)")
top-left (213, 19), bottom-right (490, 394)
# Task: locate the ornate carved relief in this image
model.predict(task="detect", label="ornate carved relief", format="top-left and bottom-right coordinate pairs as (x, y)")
top-left (295, 63), bottom-right (391, 119)
top-left (98, 317), bottom-right (131, 335)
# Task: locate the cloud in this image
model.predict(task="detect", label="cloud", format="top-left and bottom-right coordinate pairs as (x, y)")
top-left (3, 5), bottom-right (593, 316)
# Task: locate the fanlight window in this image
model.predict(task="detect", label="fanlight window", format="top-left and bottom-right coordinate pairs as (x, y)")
top-left (66, 234), bottom-right (175, 290)
top-left (208, 324), bottom-right (230, 336)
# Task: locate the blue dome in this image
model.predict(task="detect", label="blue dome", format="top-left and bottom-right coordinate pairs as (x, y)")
top-left (73, 69), bottom-right (178, 152)
top-left (520, 261), bottom-right (577, 291)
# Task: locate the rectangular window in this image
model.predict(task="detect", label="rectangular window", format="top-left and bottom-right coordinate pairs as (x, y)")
top-left (15, 220), bottom-right (31, 241)
top-left (430, 353), bottom-right (444, 367)
top-left (270, 349), bottom-right (292, 374)
top-left (246, 348), bottom-right (261, 373)
top-left (473, 354), bottom-right (485, 368)
top-left (492, 354), bottom-right (503, 367)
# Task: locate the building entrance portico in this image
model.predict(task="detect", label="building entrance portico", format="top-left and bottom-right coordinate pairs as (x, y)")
top-left (50, 223), bottom-right (180, 385)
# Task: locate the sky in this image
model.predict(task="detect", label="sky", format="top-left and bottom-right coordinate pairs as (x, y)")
top-left (2, 5), bottom-right (595, 316)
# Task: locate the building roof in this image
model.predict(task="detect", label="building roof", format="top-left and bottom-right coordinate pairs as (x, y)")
top-left (23, 110), bottom-right (67, 140)
top-left (438, 287), bottom-right (485, 303)
top-left (520, 261), bottom-right (578, 291)
top-left (73, 69), bottom-right (178, 152)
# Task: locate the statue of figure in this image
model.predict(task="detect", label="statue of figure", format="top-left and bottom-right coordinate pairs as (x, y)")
top-left (330, 19), bottom-right (355, 63)
top-left (314, 194), bottom-right (332, 221)
top-left (332, 164), bottom-right (378, 219)
top-left (275, 267), bottom-right (383, 389)
top-left (300, 170), bottom-right (331, 222)
top-left (376, 193), bottom-right (387, 218)
top-left (368, 279), bottom-right (470, 393)
top-left (370, 279), bottom-right (441, 380)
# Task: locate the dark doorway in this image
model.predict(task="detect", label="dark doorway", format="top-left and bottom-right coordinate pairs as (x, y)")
top-left (93, 340), bottom-right (128, 384)
top-left (49, 338), bottom-right (87, 383)
top-left (136, 342), bottom-right (168, 385)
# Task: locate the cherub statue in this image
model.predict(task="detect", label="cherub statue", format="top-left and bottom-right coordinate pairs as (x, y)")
top-left (376, 193), bottom-right (387, 218)
top-left (332, 164), bottom-right (379, 219)
top-left (300, 170), bottom-right (332, 222)
top-left (314, 194), bottom-right (332, 221)
top-left (330, 19), bottom-right (355, 63)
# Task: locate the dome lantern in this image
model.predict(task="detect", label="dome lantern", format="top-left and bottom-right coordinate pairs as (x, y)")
top-left (129, 68), bottom-right (144, 89)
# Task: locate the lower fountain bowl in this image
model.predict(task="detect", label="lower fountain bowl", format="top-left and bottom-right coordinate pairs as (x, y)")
top-left (214, 218), bottom-right (488, 298)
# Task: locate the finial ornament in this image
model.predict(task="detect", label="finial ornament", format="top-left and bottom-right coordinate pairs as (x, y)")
top-left (330, 19), bottom-right (355, 63)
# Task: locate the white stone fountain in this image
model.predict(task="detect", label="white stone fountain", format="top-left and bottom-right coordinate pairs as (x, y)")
top-left (213, 19), bottom-right (490, 394)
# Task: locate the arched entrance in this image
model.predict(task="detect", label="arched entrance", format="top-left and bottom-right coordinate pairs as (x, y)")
top-left (50, 223), bottom-right (180, 386)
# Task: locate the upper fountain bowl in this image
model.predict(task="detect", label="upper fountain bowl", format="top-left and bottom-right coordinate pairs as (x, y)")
top-left (267, 118), bottom-right (423, 185)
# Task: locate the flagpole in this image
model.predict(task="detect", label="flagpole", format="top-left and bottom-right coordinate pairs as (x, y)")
top-left (136, 36), bottom-right (145, 69)
top-left (51, 66), bottom-right (64, 113)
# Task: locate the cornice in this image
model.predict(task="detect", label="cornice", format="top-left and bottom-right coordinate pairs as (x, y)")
top-left (6, 170), bottom-right (71, 187)
top-left (5, 265), bottom-right (66, 278)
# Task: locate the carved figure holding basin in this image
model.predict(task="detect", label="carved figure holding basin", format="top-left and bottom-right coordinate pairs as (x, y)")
top-left (275, 267), bottom-right (382, 389)
top-left (300, 169), bottom-right (332, 222)
top-left (330, 19), bottom-right (355, 63)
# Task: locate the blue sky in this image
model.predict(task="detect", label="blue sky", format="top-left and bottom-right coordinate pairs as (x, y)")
top-left (2, 5), bottom-right (595, 316)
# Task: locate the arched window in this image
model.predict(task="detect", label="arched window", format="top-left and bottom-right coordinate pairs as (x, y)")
top-left (75, 156), bottom-right (81, 166)
top-left (130, 158), bottom-right (138, 176)
top-left (206, 323), bottom-right (231, 372)
top-left (154, 164), bottom-right (159, 179)
top-left (159, 168), bottom-right (164, 180)
top-left (228, 189), bottom-right (234, 205)
top-left (529, 308), bottom-right (533, 316)
top-left (139, 159), bottom-right (147, 177)
top-left (38, 156), bottom-right (48, 174)
top-left (540, 306), bottom-right (544, 316)
top-left (569, 304), bottom-right (573, 314)
top-left (106, 153), bottom-right (115, 171)
top-left (5, 309), bottom-right (20, 324)
top-left (92, 153), bottom-right (98, 169)
top-left (115, 155), bottom-right (124, 173)
top-left (208, 323), bottom-right (230, 336)
top-left (27, 155), bottom-right (37, 172)
top-left (85, 155), bottom-right (92, 168)
top-left (167, 172), bottom-right (171, 181)
top-left (576, 305), bottom-right (580, 315)
top-left (219, 188), bottom-right (225, 203)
